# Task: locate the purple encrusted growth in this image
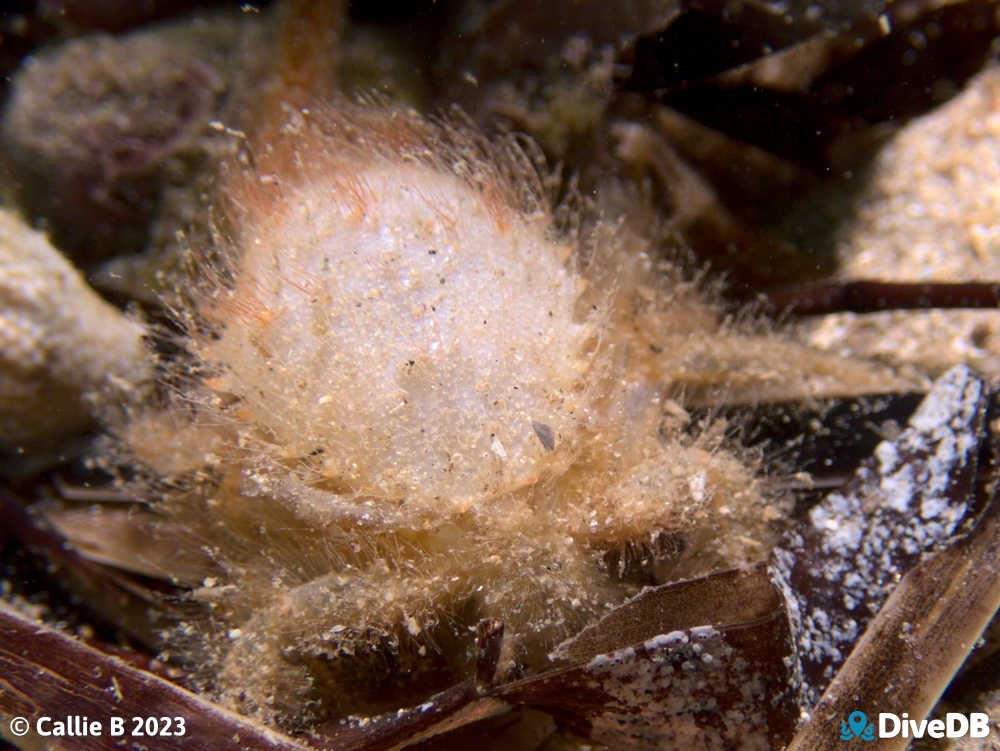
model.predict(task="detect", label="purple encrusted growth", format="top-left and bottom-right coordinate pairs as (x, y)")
top-left (770, 365), bottom-right (987, 710)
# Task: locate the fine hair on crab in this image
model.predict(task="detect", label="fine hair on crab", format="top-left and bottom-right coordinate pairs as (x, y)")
top-left (118, 100), bottom-right (788, 726)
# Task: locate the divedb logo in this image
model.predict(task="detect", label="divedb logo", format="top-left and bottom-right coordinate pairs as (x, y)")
top-left (839, 710), bottom-right (992, 742)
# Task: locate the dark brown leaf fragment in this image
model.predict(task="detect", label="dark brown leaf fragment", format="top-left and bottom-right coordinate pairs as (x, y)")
top-left (788, 426), bottom-right (1000, 750)
top-left (0, 605), bottom-right (315, 751)
top-left (499, 610), bottom-right (797, 750)
top-left (771, 365), bottom-right (989, 708)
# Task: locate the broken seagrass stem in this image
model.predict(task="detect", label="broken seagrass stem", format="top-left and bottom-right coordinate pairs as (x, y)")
top-left (752, 280), bottom-right (1000, 317)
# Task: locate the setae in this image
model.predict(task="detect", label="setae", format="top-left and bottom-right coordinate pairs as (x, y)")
top-left (122, 103), bottom-right (784, 725)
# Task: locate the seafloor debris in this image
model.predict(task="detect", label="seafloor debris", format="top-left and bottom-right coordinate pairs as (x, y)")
top-left (2, 367), bottom-right (995, 750)
top-left (1, 2), bottom-right (1000, 750)
top-left (773, 365), bottom-right (989, 708)
top-left (0, 11), bottom-right (264, 266)
top-left (0, 207), bottom-right (149, 456)
top-left (793, 64), bottom-right (1000, 379)
top-left (436, 0), bottom-right (1000, 289)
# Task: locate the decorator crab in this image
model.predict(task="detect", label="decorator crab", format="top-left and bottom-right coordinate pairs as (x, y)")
top-left (1, 2), bottom-right (999, 750)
